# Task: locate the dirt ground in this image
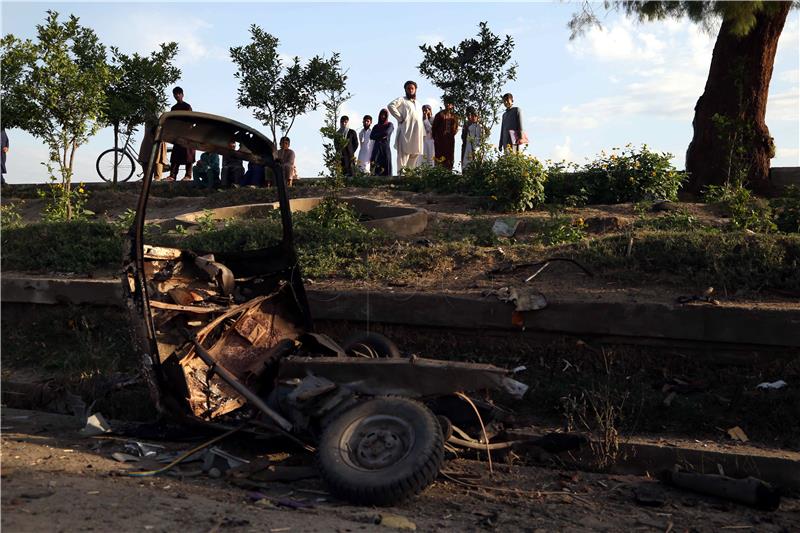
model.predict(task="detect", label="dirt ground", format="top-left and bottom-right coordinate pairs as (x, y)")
top-left (3, 407), bottom-right (799, 532)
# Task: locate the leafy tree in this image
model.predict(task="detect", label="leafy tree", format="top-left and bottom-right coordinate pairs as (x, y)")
top-left (230, 25), bottom-right (347, 144)
top-left (318, 64), bottom-right (351, 187)
top-left (570, 1), bottom-right (795, 194)
top-left (102, 43), bottom-right (181, 181)
top-left (1, 11), bottom-right (111, 219)
top-left (418, 22), bottom-right (518, 131)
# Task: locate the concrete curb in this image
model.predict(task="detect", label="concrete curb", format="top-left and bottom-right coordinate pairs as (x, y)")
top-left (2, 275), bottom-right (799, 347)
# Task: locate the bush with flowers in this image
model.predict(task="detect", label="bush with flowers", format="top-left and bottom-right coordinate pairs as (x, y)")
top-left (37, 164), bottom-right (93, 221)
top-left (546, 144), bottom-right (686, 205)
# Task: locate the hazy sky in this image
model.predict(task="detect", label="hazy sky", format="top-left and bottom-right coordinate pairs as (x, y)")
top-left (2, 1), bottom-right (798, 183)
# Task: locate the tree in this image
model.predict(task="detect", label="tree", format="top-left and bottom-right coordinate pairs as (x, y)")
top-left (102, 43), bottom-right (181, 182)
top-left (570, 1), bottom-right (794, 194)
top-left (1, 10), bottom-right (111, 218)
top-left (230, 25), bottom-right (347, 144)
top-left (318, 63), bottom-right (351, 184)
top-left (418, 22), bottom-right (518, 131)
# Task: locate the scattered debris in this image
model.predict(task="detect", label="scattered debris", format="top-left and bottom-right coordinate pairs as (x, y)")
top-left (660, 469), bottom-right (781, 511)
top-left (726, 426), bottom-right (749, 443)
top-left (756, 380), bottom-right (787, 390)
top-left (123, 441), bottom-right (166, 458)
top-left (79, 413), bottom-right (112, 437)
top-left (201, 446), bottom-right (248, 475)
top-left (495, 286), bottom-right (547, 312)
top-left (676, 287), bottom-right (720, 305)
top-left (111, 452), bottom-right (141, 463)
top-left (378, 513), bottom-right (417, 530)
top-left (492, 218), bottom-right (520, 237)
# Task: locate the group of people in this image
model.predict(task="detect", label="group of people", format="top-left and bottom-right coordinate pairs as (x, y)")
top-left (337, 81), bottom-right (526, 177)
top-left (140, 86), bottom-right (297, 188)
top-left (140, 82), bottom-right (525, 186)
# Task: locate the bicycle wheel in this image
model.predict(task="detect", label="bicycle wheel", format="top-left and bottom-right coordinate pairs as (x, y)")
top-left (96, 149), bottom-right (136, 182)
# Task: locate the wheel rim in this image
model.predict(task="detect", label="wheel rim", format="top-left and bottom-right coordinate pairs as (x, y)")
top-left (349, 342), bottom-right (379, 358)
top-left (97, 150), bottom-right (135, 181)
top-left (340, 414), bottom-right (415, 470)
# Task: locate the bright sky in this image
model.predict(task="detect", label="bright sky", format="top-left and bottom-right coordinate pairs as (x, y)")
top-left (2, 1), bottom-right (798, 183)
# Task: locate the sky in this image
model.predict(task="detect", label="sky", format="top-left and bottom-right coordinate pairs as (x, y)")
top-left (1, 1), bottom-right (798, 183)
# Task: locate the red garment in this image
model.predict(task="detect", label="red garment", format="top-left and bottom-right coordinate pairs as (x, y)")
top-left (432, 110), bottom-right (459, 170)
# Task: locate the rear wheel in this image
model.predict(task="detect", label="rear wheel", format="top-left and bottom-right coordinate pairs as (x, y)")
top-left (342, 332), bottom-right (401, 358)
top-left (317, 397), bottom-right (444, 506)
top-left (96, 148), bottom-right (136, 182)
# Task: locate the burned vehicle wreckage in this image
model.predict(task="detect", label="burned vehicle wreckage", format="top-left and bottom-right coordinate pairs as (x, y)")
top-left (123, 111), bottom-right (531, 505)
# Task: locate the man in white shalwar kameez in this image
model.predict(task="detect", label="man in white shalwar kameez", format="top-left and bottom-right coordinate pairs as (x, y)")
top-left (387, 80), bottom-right (424, 171)
top-left (357, 115), bottom-right (374, 173)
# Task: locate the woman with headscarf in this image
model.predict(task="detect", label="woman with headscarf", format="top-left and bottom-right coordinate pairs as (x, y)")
top-left (369, 109), bottom-right (395, 176)
top-left (421, 105), bottom-right (435, 166)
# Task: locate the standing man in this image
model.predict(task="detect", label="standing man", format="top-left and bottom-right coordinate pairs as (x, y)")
top-left (357, 115), bottom-right (374, 173)
top-left (432, 97), bottom-right (459, 169)
top-left (167, 86), bottom-right (195, 181)
top-left (499, 93), bottom-right (525, 152)
top-left (387, 80), bottom-right (424, 171)
top-left (1, 127), bottom-right (8, 186)
top-left (337, 116), bottom-right (359, 177)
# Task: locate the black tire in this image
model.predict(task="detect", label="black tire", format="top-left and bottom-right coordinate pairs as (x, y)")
top-left (342, 331), bottom-right (401, 358)
top-left (317, 397), bottom-right (444, 506)
top-left (96, 148), bottom-right (136, 182)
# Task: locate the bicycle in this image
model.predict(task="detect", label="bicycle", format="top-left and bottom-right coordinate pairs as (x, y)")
top-left (96, 127), bottom-right (140, 182)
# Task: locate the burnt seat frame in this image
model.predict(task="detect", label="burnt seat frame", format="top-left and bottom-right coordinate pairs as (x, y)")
top-left (124, 112), bottom-right (313, 419)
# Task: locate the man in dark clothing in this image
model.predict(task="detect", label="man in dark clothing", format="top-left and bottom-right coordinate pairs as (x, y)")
top-left (220, 140), bottom-right (244, 188)
top-left (499, 93), bottom-right (525, 152)
top-left (337, 116), bottom-right (359, 177)
top-left (432, 97), bottom-right (459, 170)
top-left (168, 86), bottom-right (195, 181)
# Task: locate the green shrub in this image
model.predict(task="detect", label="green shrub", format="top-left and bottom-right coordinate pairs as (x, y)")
top-left (1, 202), bottom-right (24, 229)
top-left (544, 162), bottom-right (589, 207)
top-left (532, 213), bottom-right (587, 245)
top-left (546, 145), bottom-right (686, 205)
top-left (636, 208), bottom-right (698, 231)
top-left (485, 150), bottom-right (547, 212)
top-left (401, 164), bottom-right (463, 194)
top-left (1, 221), bottom-right (124, 273)
top-left (771, 186), bottom-right (800, 234)
top-left (704, 184), bottom-right (776, 233)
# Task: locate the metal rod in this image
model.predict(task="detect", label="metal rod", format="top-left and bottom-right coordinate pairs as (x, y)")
top-left (524, 261), bottom-right (551, 283)
top-left (189, 337), bottom-right (293, 432)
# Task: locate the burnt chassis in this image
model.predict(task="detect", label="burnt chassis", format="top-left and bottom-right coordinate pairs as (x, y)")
top-left (123, 111), bottom-right (527, 505)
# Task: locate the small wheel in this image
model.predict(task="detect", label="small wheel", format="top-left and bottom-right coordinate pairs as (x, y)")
top-left (317, 397), bottom-right (444, 506)
top-left (96, 148), bottom-right (136, 182)
top-left (342, 332), bottom-right (401, 358)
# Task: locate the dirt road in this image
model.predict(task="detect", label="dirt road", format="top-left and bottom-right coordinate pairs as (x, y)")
top-left (3, 408), bottom-right (798, 532)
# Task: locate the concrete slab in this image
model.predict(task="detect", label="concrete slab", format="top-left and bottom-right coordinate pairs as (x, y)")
top-left (3, 275), bottom-right (798, 348)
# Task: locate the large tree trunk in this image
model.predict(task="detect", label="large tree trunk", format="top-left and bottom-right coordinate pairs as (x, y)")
top-left (685, 2), bottom-right (790, 195)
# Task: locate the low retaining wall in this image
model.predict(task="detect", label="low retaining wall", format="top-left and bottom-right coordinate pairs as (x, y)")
top-left (3, 275), bottom-right (799, 348)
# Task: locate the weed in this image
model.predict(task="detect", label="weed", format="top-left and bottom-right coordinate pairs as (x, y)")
top-left (112, 208), bottom-right (137, 233)
top-left (1, 202), bottom-right (24, 229)
top-left (704, 184), bottom-right (776, 233)
top-left (196, 209), bottom-right (217, 232)
top-left (636, 208), bottom-right (698, 231)
top-left (38, 175), bottom-right (93, 222)
top-left (771, 185), bottom-right (800, 234)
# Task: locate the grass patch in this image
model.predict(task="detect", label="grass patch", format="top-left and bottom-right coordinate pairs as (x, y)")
top-left (2, 220), bottom-right (125, 273)
top-left (565, 230), bottom-right (800, 291)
